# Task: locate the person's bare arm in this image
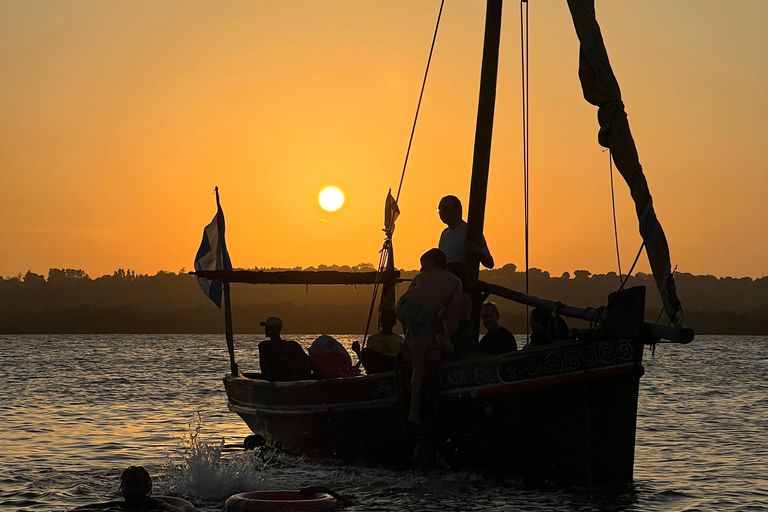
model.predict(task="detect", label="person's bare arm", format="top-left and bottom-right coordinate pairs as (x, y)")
top-left (466, 239), bottom-right (494, 269)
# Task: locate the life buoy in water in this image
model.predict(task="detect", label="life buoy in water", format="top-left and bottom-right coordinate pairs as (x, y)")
top-left (155, 495), bottom-right (196, 512)
top-left (225, 490), bottom-right (342, 511)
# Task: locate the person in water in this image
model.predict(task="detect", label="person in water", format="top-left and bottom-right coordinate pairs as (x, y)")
top-left (258, 316), bottom-right (312, 381)
top-left (72, 466), bottom-right (172, 511)
top-left (396, 248), bottom-right (463, 429)
top-left (437, 195), bottom-right (494, 269)
top-left (478, 301), bottom-right (518, 354)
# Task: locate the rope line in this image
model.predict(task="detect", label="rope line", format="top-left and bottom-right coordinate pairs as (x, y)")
top-left (520, 0), bottom-right (530, 343)
top-left (363, 0), bottom-right (445, 346)
top-left (609, 150), bottom-right (622, 284)
top-left (393, 0), bottom-right (445, 208)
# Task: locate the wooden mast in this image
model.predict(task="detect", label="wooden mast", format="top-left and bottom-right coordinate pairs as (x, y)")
top-left (466, 0), bottom-right (503, 341)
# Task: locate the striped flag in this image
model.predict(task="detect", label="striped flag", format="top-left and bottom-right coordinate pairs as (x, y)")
top-left (194, 187), bottom-right (232, 308)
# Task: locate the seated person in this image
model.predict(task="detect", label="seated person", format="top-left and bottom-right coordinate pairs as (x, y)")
top-left (352, 315), bottom-right (403, 374)
top-left (478, 301), bottom-right (517, 354)
top-left (258, 316), bottom-right (312, 381)
top-left (446, 262), bottom-right (475, 359)
top-left (524, 308), bottom-right (568, 349)
top-left (525, 308), bottom-right (552, 348)
top-left (308, 335), bottom-right (358, 379)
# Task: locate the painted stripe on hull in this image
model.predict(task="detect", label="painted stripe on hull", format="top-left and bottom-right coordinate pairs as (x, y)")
top-left (475, 363), bottom-right (644, 398)
top-left (228, 396), bottom-right (397, 415)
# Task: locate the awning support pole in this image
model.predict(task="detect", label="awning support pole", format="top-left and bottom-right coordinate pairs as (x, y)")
top-left (223, 281), bottom-right (238, 376)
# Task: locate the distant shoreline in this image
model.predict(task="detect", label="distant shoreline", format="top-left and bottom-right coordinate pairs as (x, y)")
top-left (1, 266), bottom-right (766, 335)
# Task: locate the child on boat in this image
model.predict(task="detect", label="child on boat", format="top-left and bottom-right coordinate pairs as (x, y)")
top-left (396, 248), bottom-right (462, 429)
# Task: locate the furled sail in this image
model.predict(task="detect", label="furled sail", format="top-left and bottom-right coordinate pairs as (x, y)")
top-left (566, 0), bottom-right (682, 323)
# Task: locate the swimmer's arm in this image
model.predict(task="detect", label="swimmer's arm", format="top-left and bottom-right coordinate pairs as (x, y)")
top-left (151, 497), bottom-right (179, 512)
top-left (69, 500), bottom-right (123, 511)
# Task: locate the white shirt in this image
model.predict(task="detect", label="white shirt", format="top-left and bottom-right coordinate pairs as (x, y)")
top-left (438, 221), bottom-right (490, 264)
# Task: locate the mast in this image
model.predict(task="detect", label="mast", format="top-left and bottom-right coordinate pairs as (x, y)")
top-left (466, 0), bottom-right (503, 340)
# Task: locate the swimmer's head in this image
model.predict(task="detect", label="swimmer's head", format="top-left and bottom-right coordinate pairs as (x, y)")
top-left (119, 466), bottom-right (152, 505)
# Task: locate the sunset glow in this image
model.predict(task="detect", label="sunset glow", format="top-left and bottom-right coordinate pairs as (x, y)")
top-left (0, 1), bottom-right (766, 279)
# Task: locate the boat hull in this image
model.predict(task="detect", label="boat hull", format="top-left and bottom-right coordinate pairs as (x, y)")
top-left (224, 336), bottom-right (643, 486)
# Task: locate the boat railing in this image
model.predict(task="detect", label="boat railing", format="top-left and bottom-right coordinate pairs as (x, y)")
top-left (478, 281), bottom-right (693, 344)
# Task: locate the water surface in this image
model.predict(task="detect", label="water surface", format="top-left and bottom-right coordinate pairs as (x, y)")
top-left (1, 334), bottom-right (766, 511)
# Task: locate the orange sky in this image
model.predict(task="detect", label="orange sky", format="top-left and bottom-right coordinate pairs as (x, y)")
top-left (2, 1), bottom-right (766, 280)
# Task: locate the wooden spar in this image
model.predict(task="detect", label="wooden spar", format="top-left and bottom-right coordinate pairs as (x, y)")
top-left (478, 281), bottom-right (694, 344)
top-left (193, 269), bottom-right (402, 286)
top-left (466, 0), bottom-right (504, 341)
top-left (223, 281), bottom-right (238, 376)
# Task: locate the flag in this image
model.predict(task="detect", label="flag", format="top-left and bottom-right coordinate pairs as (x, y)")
top-left (194, 187), bottom-right (233, 308)
top-left (384, 189), bottom-right (400, 237)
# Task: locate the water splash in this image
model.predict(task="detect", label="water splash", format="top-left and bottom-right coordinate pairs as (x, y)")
top-left (162, 414), bottom-right (277, 502)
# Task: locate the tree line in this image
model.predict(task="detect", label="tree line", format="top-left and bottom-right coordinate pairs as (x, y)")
top-left (0, 265), bottom-right (766, 334)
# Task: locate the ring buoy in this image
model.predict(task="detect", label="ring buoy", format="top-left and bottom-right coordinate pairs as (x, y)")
top-left (155, 495), bottom-right (196, 512)
top-left (225, 490), bottom-right (342, 511)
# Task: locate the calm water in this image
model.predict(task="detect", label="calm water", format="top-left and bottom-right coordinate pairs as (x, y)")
top-left (1, 334), bottom-right (766, 511)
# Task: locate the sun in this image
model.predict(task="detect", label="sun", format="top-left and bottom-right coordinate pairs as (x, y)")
top-left (318, 186), bottom-right (345, 212)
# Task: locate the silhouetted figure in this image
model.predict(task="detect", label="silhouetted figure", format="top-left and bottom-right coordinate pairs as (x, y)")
top-left (524, 308), bottom-right (571, 349)
top-left (71, 466), bottom-right (170, 511)
top-left (258, 316), bottom-right (311, 381)
top-left (525, 308), bottom-right (552, 349)
top-left (478, 301), bottom-right (518, 354)
top-left (446, 262), bottom-right (475, 359)
top-left (308, 335), bottom-right (358, 379)
top-left (352, 316), bottom-right (403, 374)
top-left (396, 248), bottom-right (462, 429)
top-left (437, 195), bottom-right (494, 268)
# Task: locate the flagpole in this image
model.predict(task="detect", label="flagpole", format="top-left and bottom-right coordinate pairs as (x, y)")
top-left (215, 186), bottom-right (238, 376)
top-left (223, 281), bottom-right (238, 376)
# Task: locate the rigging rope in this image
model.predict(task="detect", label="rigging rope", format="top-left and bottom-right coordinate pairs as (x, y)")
top-left (393, 0), bottom-right (445, 208)
top-left (361, 0), bottom-right (445, 350)
top-left (520, 0), bottom-right (530, 343)
top-left (609, 150), bottom-right (623, 284)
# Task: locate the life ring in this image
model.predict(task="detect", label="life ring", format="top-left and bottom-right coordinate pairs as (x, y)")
top-left (225, 490), bottom-right (342, 511)
top-left (155, 495), bottom-right (196, 512)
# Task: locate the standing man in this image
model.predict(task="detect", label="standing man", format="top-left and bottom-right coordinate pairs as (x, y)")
top-left (437, 195), bottom-right (494, 269)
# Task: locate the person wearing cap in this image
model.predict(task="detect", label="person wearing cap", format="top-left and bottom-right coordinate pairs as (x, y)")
top-left (258, 316), bottom-right (312, 381)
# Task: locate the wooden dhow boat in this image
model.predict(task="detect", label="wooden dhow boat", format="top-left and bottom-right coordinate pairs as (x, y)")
top-left (194, 0), bottom-right (693, 487)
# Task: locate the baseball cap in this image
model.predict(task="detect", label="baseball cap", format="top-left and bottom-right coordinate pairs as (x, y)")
top-left (259, 316), bottom-right (283, 328)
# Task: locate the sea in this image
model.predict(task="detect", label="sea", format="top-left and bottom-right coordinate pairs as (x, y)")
top-left (1, 334), bottom-right (766, 512)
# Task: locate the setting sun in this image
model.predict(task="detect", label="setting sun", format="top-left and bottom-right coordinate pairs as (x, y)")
top-left (318, 186), bottom-right (345, 212)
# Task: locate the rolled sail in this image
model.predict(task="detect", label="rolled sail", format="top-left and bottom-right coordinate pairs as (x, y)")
top-left (566, 0), bottom-right (682, 323)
